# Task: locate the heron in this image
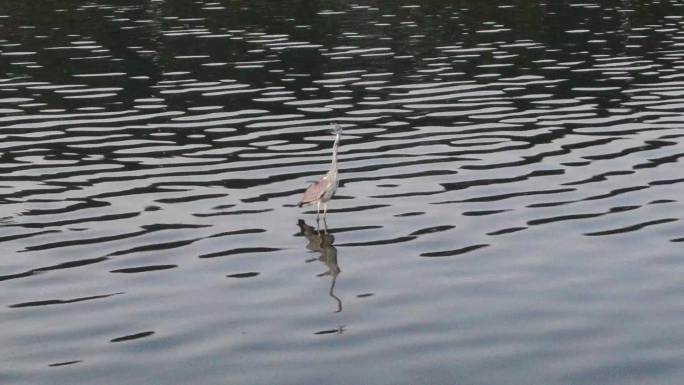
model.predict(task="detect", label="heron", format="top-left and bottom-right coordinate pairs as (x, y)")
top-left (298, 123), bottom-right (342, 224)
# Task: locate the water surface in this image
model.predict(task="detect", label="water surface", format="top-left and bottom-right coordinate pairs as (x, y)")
top-left (1, 1), bottom-right (684, 384)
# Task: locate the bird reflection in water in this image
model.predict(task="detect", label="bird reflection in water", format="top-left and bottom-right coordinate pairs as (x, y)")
top-left (297, 219), bottom-right (342, 313)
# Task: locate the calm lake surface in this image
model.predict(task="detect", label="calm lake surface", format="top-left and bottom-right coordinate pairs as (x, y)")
top-left (2, 1), bottom-right (684, 384)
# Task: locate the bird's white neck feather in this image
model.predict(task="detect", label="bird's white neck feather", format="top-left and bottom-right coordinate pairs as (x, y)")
top-left (331, 133), bottom-right (340, 169)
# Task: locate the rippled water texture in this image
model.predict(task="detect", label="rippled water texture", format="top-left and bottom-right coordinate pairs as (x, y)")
top-left (2, 1), bottom-right (684, 384)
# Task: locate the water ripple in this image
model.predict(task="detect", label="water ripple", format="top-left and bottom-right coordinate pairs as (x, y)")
top-left (2, 1), bottom-right (684, 384)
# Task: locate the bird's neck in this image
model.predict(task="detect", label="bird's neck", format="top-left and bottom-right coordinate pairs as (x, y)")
top-left (331, 133), bottom-right (340, 169)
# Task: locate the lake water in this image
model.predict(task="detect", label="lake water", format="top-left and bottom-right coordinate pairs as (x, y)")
top-left (1, 1), bottom-right (684, 384)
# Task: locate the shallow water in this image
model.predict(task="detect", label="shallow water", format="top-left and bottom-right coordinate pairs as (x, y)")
top-left (1, 1), bottom-right (684, 384)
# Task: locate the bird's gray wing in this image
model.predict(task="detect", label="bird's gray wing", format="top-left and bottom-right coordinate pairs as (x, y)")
top-left (299, 177), bottom-right (326, 206)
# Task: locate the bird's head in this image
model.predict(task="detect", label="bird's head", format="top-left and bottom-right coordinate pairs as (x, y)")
top-left (330, 123), bottom-right (343, 136)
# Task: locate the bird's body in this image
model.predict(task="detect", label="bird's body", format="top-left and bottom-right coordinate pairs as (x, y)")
top-left (299, 124), bottom-right (342, 223)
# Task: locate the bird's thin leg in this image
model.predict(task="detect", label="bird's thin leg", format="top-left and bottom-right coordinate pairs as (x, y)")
top-left (322, 202), bottom-right (329, 231)
top-left (316, 201), bottom-right (321, 225)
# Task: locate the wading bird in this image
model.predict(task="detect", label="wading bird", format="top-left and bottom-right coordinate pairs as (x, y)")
top-left (298, 123), bottom-right (342, 224)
